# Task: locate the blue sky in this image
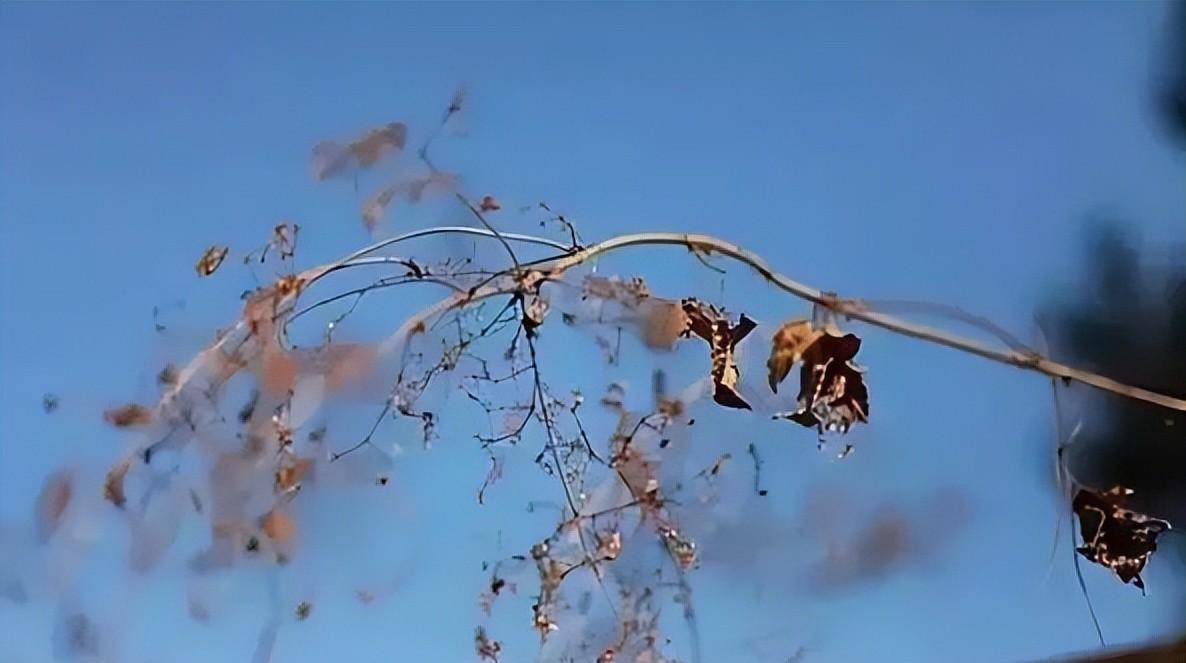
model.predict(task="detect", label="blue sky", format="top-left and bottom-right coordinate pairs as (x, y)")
top-left (2, 3), bottom-right (1184, 662)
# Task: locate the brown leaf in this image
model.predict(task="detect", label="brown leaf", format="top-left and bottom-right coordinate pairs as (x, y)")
top-left (104, 403), bottom-right (154, 428)
top-left (680, 299), bottom-right (756, 409)
top-left (479, 195), bottom-right (501, 212)
top-left (35, 469), bottom-right (73, 543)
top-left (773, 327), bottom-right (869, 434)
top-left (103, 459), bottom-right (131, 509)
top-left (1073, 485), bottom-right (1171, 591)
top-left (195, 245), bottom-right (229, 277)
top-left (350, 122), bottom-right (407, 168)
top-left (767, 319), bottom-right (824, 392)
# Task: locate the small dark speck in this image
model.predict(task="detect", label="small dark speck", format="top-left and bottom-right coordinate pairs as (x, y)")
top-left (42, 394), bottom-right (60, 413)
top-left (688, 419), bottom-right (695, 426)
top-left (758, 490), bottom-right (768, 497)
top-left (659, 439), bottom-right (670, 449)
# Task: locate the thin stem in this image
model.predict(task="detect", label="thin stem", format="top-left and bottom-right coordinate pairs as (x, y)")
top-left (537, 232), bottom-right (1186, 413)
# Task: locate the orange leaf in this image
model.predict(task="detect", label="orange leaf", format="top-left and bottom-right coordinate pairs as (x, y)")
top-left (104, 403), bottom-right (153, 428)
top-left (104, 459), bottom-right (131, 509)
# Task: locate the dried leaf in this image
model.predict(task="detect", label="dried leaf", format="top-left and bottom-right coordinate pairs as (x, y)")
top-left (35, 469), bottom-right (73, 543)
top-left (104, 403), bottom-right (154, 428)
top-left (767, 319), bottom-right (824, 392)
top-left (195, 245), bottom-right (229, 277)
top-left (680, 299), bottom-right (756, 409)
top-left (479, 195), bottom-right (501, 212)
top-left (773, 327), bottom-right (869, 434)
top-left (1073, 485), bottom-right (1171, 590)
top-left (350, 122), bottom-right (407, 167)
top-left (103, 459), bottom-right (131, 509)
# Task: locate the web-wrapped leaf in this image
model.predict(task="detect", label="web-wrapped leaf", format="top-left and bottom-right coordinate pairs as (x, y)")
top-left (1073, 485), bottom-right (1171, 591)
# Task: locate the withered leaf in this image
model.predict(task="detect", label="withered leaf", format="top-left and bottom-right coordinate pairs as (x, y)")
top-left (772, 325), bottom-right (869, 434)
top-left (767, 319), bottom-right (824, 392)
top-left (351, 122), bottom-right (407, 167)
top-left (195, 245), bottom-right (229, 277)
top-left (35, 469), bottom-right (73, 543)
top-left (104, 403), bottom-right (154, 428)
top-left (680, 299), bottom-right (756, 409)
top-left (1073, 485), bottom-right (1171, 591)
top-left (103, 459), bottom-right (131, 509)
top-left (479, 195), bottom-right (501, 212)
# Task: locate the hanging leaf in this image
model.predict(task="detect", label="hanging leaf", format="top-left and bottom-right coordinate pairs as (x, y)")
top-left (680, 299), bottom-right (756, 409)
top-left (770, 323), bottom-right (869, 434)
top-left (103, 459), bottom-right (131, 509)
top-left (195, 245), bottom-right (229, 277)
top-left (1073, 485), bottom-right (1171, 591)
top-left (767, 319), bottom-right (824, 392)
top-left (479, 195), bottom-right (501, 212)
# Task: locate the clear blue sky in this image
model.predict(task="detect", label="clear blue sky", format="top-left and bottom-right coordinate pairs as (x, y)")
top-left (2, 3), bottom-right (1184, 662)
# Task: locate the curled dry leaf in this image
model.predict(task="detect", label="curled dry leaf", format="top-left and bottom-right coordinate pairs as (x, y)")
top-left (767, 319), bottom-right (823, 392)
top-left (103, 459), bottom-right (132, 509)
top-left (479, 195), bottom-right (501, 212)
top-left (195, 245), bottom-right (229, 277)
top-left (769, 320), bottom-right (869, 434)
top-left (261, 509), bottom-right (296, 546)
top-left (35, 469), bottom-right (73, 543)
top-left (1073, 485), bottom-right (1171, 591)
top-left (104, 403), bottom-right (154, 428)
top-left (681, 299), bottom-right (756, 409)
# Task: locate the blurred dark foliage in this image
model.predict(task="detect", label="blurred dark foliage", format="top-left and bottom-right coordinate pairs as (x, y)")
top-left (1048, 225), bottom-right (1186, 525)
top-left (1158, 1), bottom-right (1186, 143)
